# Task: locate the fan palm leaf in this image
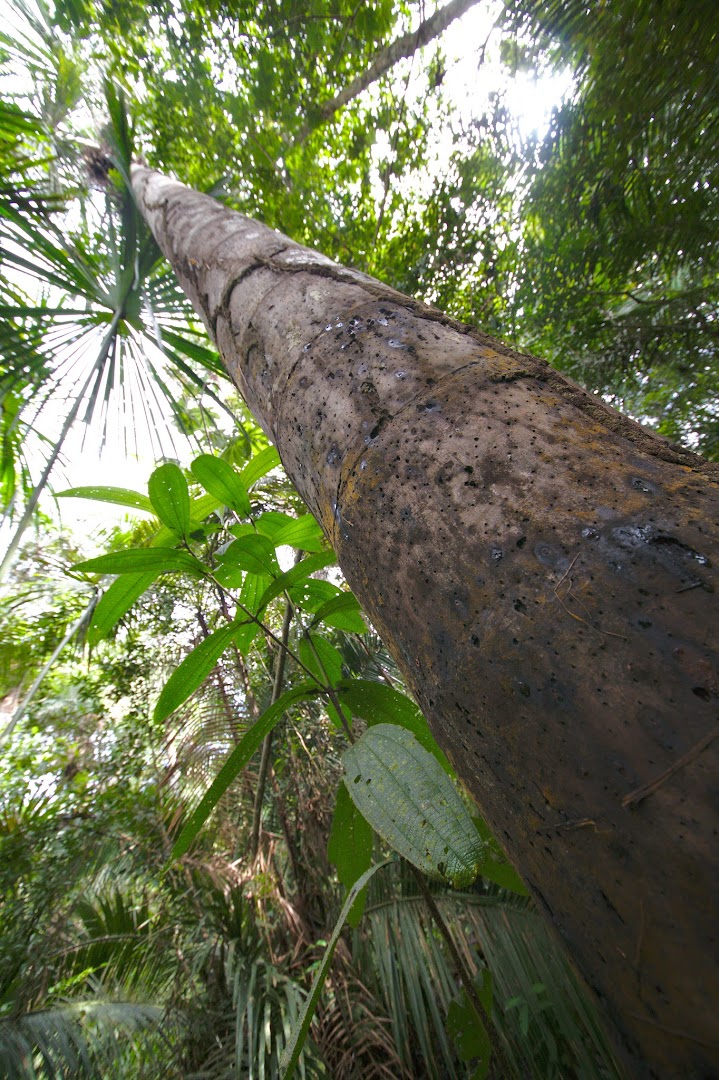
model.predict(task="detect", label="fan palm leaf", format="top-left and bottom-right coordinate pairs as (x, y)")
top-left (1, 16), bottom-right (237, 578)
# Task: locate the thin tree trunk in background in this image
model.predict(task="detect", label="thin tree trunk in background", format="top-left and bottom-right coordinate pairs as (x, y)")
top-left (294, 0), bottom-right (480, 143)
top-left (132, 165), bottom-right (719, 1080)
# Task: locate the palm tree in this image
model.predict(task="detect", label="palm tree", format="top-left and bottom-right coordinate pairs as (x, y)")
top-left (1, 12), bottom-right (233, 580)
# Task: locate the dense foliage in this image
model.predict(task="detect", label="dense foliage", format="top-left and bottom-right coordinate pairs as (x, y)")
top-left (1, 0), bottom-right (716, 1075)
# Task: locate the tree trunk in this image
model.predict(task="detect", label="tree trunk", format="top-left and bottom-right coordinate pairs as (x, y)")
top-left (132, 165), bottom-right (719, 1079)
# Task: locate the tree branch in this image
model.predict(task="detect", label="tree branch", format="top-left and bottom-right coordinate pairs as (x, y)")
top-left (294, 0), bottom-right (480, 144)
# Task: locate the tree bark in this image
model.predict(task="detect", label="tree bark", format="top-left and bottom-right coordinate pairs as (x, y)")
top-left (132, 165), bottom-right (719, 1080)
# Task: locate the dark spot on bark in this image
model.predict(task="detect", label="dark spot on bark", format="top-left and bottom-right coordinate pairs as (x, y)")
top-left (631, 476), bottom-right (658, 495)
top-left (534, 541), bottom-right (567, 569)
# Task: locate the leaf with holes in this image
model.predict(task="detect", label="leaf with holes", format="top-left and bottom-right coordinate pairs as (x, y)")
top-left (56, 486), bottom-right (154, 514)
top-left (336, 679), bottom-right (451, 772)
top-left (73, 548), bottom-right (204, 576)
top-left (148, 462), bottom-right (190, 537)
top-left (343, 724), bottom-right (484, 888)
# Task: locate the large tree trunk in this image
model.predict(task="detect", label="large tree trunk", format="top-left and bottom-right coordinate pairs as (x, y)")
top-left (132, 165), bottom-right (719, 1079)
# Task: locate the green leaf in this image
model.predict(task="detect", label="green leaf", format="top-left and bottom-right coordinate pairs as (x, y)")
top-left (73, 548), bottom-right (204, 576)
top-left (299, 632), bottom-right (343, 687)
top-left (232, 572), bottom-right (269, 654)
top-left (55, 486), bottom-right (154, 514)
top-left (151, 493), bottom-right (222, 549)
top-left (312, 593), bottom-right (366, 633)
top-left (88, 572), bottom-right (157, 645)
top-left (328, 782), bottom-right (374, 927)
top-left (148, 462), bottom-right (190, 537)
top-left (447, 970), bottom-right (493, 1078)
top-left (288, 579), bottom-right (340, 611)
top-left (215, 534), bottom-right (280, 581)
top-left (190, 453), bottom-right (251, 517)
top-left (254, 511), bottom-right (296, 538)
top-left (273, 513), bottom-right (325, 552)
top-left (154, 621), bottom-right (249, 723)
top-left (172, 685), bottom-right (319, 859)
top-left (239, 445), bottom-right (280, 489)
top-left (472, 817), bottom-right (529, 896)
top-left (342, 725), bottom-right (484, 888)
top-left (279, 860), bottom-right (389, 1079)
top-left (336, 680), bottom-right (451, 772)
top-left (257, 550), bottom-right (336, 611)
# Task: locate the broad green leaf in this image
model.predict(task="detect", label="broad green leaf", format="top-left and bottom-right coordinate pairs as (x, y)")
top-left (312, 593), bottom-right (366, 633)
top-left (239, 445), bottom-right (280, 489)
top-left (254, 511), bottom-right (296, 539)
top-left (172, 684), bottom-right (319, 859)
top-left (233, 572), bottom-right (270, 654)
top-left (239, 571), bottom-right (272, 616)
top-left (215, 534), bottom-right (279, 580)
top-left (273, 513), bottom-right (325, 552)
top-left (328, 782), bottom-right (373, 927)
top-left (342, 725), bottom-right (484, 888)
top-left (154, 621), bottom-right (250, 723)
top-left (447, 970), bottom-right (493, 1079)
top-left (73, 548), bottom-right (204, 576)
top-left (299, 632), bottom-right (343, 687)
top-left (88, 572), bottom-right (157, 645)
top-left (151, 492), bottom-right (222, 548)
top-left (148, 462), bottom-right (190, 536)
top-left (279, 860), bottom-right (389, 1079)
top-left (336, 679), bottom-right (451, 772)
top-left (190, 453), bottom-right (251, 517)
top-left (228, 522), bottom-right (255, 539)
top-left (56, 485), bottom-right (154, 514)
top-left (257, 550), bottom-right (336, 611)
top-left (254, 510), bottom-right (326, 552)
top-left (288, 578), bottom-right (340, 611)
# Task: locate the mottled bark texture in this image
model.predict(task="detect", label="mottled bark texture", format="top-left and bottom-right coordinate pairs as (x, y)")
top-left (132, 166), bottom-right (719, 1079)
